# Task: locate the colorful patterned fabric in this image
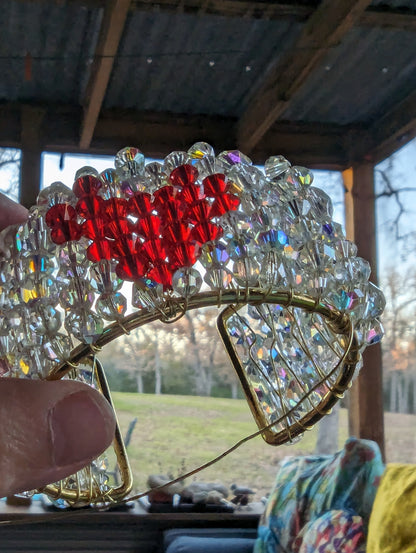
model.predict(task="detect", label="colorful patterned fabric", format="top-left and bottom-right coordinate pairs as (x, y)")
top-left (254, 438), bottom-right (384, 553)
top-left (296, 510), bottom-right (366, 553)
top-left (367, 463), bottom-right (416, 553)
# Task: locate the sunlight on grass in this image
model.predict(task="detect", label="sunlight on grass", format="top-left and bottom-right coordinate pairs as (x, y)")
top-left (112, 392), bottom-right (350, 499)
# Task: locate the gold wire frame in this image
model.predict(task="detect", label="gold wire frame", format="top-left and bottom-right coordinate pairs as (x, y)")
top-left (44, 288), bottom-right (359, 504)
top-left (43, 356), bottom-right (133, 506)
top-left (217, 302), bottom-right (358, 445)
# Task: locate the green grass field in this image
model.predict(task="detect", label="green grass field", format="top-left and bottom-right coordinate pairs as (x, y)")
top-left (111, 392), bottom-right (416, 501)
top-left (111, 392), bottom-right (350, 499)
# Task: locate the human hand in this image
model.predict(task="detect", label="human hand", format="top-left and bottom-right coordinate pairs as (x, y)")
top-left (0, 193), bottom-right (116, 497)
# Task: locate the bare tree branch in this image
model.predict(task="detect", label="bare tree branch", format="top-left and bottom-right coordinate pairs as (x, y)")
top-left (375, 167), bottom-right (416, 241)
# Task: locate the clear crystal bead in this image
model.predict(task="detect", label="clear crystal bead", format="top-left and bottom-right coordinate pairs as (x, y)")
top-left (258, 251), bottom-right (284, 288)
top-left (188, 142), bottom-right (215, 160)
top-left (95, 292), bottom-right (127, 320)
top-left (305, 187), bottom-right (333, 222)
top-left (172, 268), bottom-right (202, 297)
top-left (20, 274), bottom-right (59, 304)
top-left (226, 236), bottom-right (255, 260)
top-left (8, 306), bottom-right (23, 329)
top-left (298, 241), bottom-right (336, 271)
top-left (57, 243), bottom-right (87, 269)
top-left (74, 166), bottom-right (99, 180)
top-left (204, 267), bottom-right (233, 290)
top-left (364, 282), bottom-right (386, 319)
top-left (120, 174), bottom-right (148, 196)
top-left (232, 258), bottom-right (260, 287)
top-left (65, 312), bottom-right (104, 344)
top-left (228, 165), bottom-right (266, 205)
top-left (23, 210), bottom-right (57, 254)
top-left (132, 279), bottom-right (164, 310)
top-left (199, 242), bottom-right (230, 268)
top-left (327, 287), bottom-right (367, 319)
top-left (99, 168), bottom-right (120, 199)
top-left (194, 155), bottom-right (220, 179)
top-left (59, 281), bottom-right (95, 309)
top-left (278, 167), bottom-right (312, 201)
top-left (363, 319), bottom-right (384, 345)
top-left (335, 240), bottom-right (358, 260)
top-left (163, 151), bottom-right (191, 173)
top-left (264, 155), bottom-right (291, 180)
top-left (43, 333), bottom-right (72, 363)
top-left (90, 260), bottom-right (122, 294)
top-left (30, 304), bottom-right (62, 335)
top-left (348, 257), bottom-right (371, 283)
top-left (291, 166), bottom-right (314, 187)
top-left (115, 147), bottom-right (145, 178)
top-left (216, 150), bottom-right (252, 172)
top-left (144, 162), bottom-right (168, 191)
top-left (37, 182), bottom-right (76, 207)
top-left (22, 254), bottom-right (55, 274)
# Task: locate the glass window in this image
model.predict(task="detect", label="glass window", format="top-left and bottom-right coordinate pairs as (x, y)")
top-left (375, 138), bottom-right (416, 463)
top-left (0, 148), bottom-right (21, 201)
top-left (42, 152), bottom-right (114, 189)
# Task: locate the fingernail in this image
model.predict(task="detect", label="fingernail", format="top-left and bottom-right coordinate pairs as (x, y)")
top-left (49, 390), bottom-right (115, 467)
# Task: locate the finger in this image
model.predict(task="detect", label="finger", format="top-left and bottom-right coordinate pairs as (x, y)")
top-left (0, 379), bottom-right (116, 497)
top-left (0, 193), bottom-right (28, 231)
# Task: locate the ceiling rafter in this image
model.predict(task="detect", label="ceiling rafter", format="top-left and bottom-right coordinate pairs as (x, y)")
top-left (359, 89), bottom-right (416, 164)
top-left (79, 0), bottom-right (131, 150)
top-left (359, 8), bottom-right (416, 31)
top-left (16, 1), bottom-right (416, 30)
top-left (237, 0), bottom-right (373, 154)
top-left (0, 103), bottom-right (354, 169)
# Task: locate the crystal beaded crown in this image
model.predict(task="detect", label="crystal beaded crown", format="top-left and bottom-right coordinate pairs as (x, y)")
top-left (0, 143), bottom-right (385, 505)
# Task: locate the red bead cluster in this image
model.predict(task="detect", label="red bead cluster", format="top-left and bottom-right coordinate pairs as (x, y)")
top-left (45, 164), bottom-right (240, 288)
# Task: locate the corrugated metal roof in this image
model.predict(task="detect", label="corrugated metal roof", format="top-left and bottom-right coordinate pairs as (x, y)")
top-left (281, 25), bottom-right (416, 125)
top-left (0, 1), bottom-right (102, 104)
top-left (105, 10), bottom-right (302, 116)
top-left (370, 0), bottom-right (416, 10)
top-left (0, 0), bottom-right (415, 165)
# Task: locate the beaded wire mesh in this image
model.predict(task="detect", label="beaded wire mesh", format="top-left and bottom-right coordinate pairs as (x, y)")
top-left (0, 143), bottom-right (385, 506)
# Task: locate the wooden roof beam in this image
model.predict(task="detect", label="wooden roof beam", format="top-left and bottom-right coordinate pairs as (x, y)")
top-left (237, 0), bottom-right (373, 153)
top-left (0, 104), bottom-right (354, 168)
top-left (79, 0), bottom-right (131, 150)
top-left (360, 8), bottom-right (416, 31)
top-left (353, 89), bottom-right (416, 164)
top-left (18, 2), bottom-right (416, 31)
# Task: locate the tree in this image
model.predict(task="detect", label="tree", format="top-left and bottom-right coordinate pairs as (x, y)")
top-left (175, 308), bottom-right (240, 397)
top-left (0, 148), bottom-right (20, 200)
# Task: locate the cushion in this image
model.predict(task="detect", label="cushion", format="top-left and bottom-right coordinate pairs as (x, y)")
top-left (296, 509), bottom-right (366, 553)
top-left (165, 536), bottom-right (255, 553)
top-left (367, 463), bottom-right (416, 553)
top-left (254, 437), bottom-right (384, 553)
top-left (164, 528), bottom-right (257, 553)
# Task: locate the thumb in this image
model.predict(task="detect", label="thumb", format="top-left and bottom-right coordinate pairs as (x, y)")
top-left (0, 378), bottom-right (116, 497)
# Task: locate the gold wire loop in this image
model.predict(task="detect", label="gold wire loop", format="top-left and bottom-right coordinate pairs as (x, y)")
top-left (116, 320), bottom-right (131, 336)
top-left (159, 297), bottom-right (188, 324)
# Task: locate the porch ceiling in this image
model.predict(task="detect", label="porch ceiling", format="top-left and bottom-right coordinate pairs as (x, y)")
top-left (1, 0), bottom-right (416, 168)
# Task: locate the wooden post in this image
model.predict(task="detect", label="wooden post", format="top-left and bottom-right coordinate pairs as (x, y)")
top-left (20, 106), bottom-right (44, 208)
top-left (342, 163), bottom-right (385, 458)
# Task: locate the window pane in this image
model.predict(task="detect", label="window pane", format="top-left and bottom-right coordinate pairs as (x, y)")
top-left (41, 152), bottom-right (114, 189)
top-left (0, 148), bottom-right (20, 201)
top-left (376, 138), bottom-right (416, 463)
